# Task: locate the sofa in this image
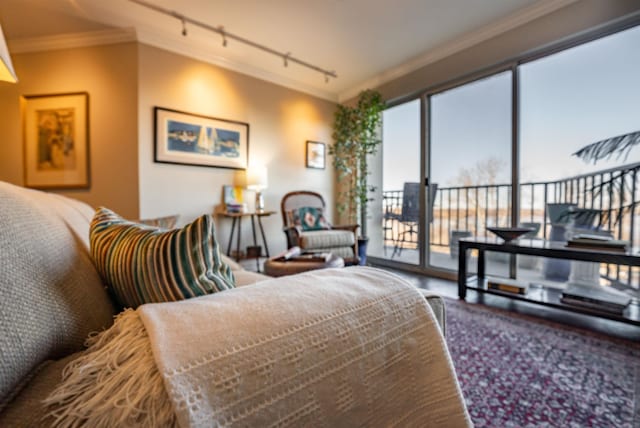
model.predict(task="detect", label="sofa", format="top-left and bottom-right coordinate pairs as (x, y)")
top-left (0, 181), bottom-right (452, 426)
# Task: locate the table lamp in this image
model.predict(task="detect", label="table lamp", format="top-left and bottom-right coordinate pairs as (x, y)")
top-left (0, 23), bottom-right (18, 83)
top-left (246, 165), bottom-right (268, 212)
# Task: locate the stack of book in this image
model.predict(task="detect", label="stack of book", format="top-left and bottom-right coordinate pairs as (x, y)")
top-left (560, 284), bottom-right (631, 315)
top-left (225, 203), bottom-right (244, 213)
top-left (565, 234), bottom-right (629, 253)
top-left (273, 247), bottom-right (331, 263)
top-left (487, 277), bottom-right (528, 295)
top-left (288, 253), bottom-right (332, 262)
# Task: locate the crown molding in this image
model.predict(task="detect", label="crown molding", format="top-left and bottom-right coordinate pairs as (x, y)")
top-left (8, 28), bottom-right (137, 53)
top-left (7, 27), bottom-right (338, 102)
top-left (338, 0), bottom-right (579, 102)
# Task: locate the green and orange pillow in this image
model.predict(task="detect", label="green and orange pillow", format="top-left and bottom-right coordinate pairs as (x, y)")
top-left (287, 206), bottom-right (331, 231)
top-left (89, 207), bottom-right (235, 309)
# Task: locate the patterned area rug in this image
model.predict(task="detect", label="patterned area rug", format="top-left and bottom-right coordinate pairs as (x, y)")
top-left (444, 298), bottom-right (640, 428)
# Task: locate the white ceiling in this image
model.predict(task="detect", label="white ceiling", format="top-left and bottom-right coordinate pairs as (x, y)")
top-left (1, 0), bottom-right (577, 101)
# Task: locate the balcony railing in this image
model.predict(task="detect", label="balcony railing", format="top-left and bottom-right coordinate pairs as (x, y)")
top-left (382, 162), bottom-right (640, 283)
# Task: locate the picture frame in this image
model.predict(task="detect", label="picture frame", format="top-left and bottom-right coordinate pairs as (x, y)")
top-left (22, 92), bottom-right (90, 189)
top-left (154, 107), bottom-right (249, 170)
top-left (306, 140), bottom-right (326, 169)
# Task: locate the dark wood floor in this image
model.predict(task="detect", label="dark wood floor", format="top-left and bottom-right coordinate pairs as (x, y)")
top-left (384, 268), bottom-right (640, 342)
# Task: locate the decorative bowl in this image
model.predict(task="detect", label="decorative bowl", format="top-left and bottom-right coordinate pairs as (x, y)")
top-left (486, 227), bottom-right (535, 242)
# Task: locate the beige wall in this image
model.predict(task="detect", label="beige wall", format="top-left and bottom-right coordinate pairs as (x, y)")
top-left (138, 44), bottom-right (336, 256)
top-left (0, 43), bottom-right (139, 218)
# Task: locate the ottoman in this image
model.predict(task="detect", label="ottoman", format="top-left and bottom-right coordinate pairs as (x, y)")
top-left (264, 253), bottom-right (345, 277)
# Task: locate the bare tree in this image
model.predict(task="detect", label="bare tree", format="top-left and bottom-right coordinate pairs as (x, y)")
top-left (448, 157), bottom-right (508, 232)
top-left (452, 157), bottom-right (506, 188)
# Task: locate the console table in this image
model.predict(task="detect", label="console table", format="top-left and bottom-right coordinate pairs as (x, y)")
top-left (220, 211), bottom-right (275, 270)
top-left (458, 237), bottom-right (640, 325)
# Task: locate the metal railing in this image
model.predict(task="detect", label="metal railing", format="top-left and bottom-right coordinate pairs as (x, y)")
top-left (382, 162), bottom-right (640, 283)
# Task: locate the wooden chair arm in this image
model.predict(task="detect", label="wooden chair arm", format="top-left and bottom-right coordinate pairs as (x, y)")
top-left (282, 226), bottom-right (301, 248)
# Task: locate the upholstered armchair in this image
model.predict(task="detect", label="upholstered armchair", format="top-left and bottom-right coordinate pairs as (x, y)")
top-left (280, 191), bottom-right (359, 265)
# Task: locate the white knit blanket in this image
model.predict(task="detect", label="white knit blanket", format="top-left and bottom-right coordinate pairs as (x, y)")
top-left (46, 267), bottom-right (471, 427)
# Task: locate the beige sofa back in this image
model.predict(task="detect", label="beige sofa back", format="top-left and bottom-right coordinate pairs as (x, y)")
top-left (0, 182), bottom-right (116, 409)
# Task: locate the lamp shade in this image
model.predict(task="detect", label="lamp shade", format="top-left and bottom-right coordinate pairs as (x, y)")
top-left (246, 165), bottom-right (268, 190)
top-left (0, 23), bottom-right (17, 83)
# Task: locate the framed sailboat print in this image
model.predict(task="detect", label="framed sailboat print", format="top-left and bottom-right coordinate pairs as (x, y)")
top-left (154, 107), bottom-right (249, 170)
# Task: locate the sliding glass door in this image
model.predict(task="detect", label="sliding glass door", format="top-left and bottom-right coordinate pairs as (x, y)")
top-left (369, 99), bottom-right (422, 264)
top-left (428, 71), bottom-right (513, 275)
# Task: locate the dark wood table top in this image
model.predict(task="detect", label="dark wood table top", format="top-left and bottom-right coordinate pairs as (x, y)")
top-left (459, 237), bottom-right (640, 265)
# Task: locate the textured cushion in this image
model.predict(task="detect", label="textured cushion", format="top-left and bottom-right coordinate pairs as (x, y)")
top-left (287, 206), bottom-right (331, 231)
top-left (298, 229), bottom-right (355, 249)
top-left (90, 208), bottom-right (235, 309)
top-left (0, 182), bottom-right (116, 409)
top-left (0, 354), bottom-right (78, 427)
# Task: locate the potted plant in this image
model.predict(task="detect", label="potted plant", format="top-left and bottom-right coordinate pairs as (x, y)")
top-left (330, 89), bottom-right (385, 265)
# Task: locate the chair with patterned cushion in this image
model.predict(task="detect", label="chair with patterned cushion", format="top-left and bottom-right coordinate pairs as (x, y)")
top-left (281, 191), bottom-right (359, 265)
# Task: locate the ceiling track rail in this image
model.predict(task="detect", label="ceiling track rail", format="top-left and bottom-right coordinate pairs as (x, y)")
top-left (129, 0), bottom-right (338, 82)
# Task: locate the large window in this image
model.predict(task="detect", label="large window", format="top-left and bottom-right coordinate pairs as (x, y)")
top-left (375, 22), bottom-right (640, 291)
top-left (520, 25), bottom-right (640, 183)
top-left (518, 24), bottom-right (640, 286)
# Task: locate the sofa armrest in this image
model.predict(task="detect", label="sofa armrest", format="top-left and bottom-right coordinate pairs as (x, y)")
top-left (419, 290), bottom-right (446, 336)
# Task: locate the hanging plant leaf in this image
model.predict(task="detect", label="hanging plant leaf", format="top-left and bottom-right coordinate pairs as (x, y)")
top-left (572, 130), bottom-right (640, 164)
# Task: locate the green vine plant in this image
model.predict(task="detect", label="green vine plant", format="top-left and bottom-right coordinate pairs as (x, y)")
top-left (329, 89), bottom-right (385, 239)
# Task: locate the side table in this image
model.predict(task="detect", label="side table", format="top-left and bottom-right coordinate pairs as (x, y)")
top-left (219, 210), bottom-right (275, 271)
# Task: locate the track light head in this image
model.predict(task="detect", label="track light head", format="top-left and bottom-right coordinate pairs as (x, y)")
top-left (181, 19), bottom-right (187, 36)
top-left (219, 26), bottom-right (228, 47)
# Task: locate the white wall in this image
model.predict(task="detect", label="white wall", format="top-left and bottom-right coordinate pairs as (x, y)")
top-left (137, 44), bottom-right (336, 256)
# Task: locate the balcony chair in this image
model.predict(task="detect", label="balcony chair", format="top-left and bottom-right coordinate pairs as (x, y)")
top-left (281, 191), bottom-right (359, 265)
top-left (382, 191), bottom-right (402, 256)
top-left (390, 182), bottom-right (438, 258)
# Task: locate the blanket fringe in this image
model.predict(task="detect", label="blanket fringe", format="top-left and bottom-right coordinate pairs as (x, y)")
top-left (43, 309), bottom-right (177, 428)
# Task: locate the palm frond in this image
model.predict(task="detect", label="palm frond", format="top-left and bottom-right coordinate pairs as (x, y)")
top-left (572, 130), bottom-right (640, 164)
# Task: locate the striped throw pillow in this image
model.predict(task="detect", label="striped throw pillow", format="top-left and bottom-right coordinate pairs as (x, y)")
top-left (90, 207), bottom-right (235, 309)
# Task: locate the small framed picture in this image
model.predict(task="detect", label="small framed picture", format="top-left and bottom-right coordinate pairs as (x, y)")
top-left (154, 107), bottom-right (249, 170)
top-left (306, 140), bottom-right (326, 169)
top-left (22, 92), bottom-right (90, 189)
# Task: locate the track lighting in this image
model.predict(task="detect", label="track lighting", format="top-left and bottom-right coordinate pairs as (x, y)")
top-left (129, 0), bottom-right (338, 80)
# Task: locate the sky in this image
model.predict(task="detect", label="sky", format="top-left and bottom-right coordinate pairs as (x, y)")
top-left (382, 24), bottom-right (640, 192)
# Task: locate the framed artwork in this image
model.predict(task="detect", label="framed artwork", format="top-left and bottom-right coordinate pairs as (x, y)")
top-left (154, 107), bottom-right (249, 170)
top-left (306, 140), bottom-right (326, 169)
top-left (22, 92), bottom-right (90, 189)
